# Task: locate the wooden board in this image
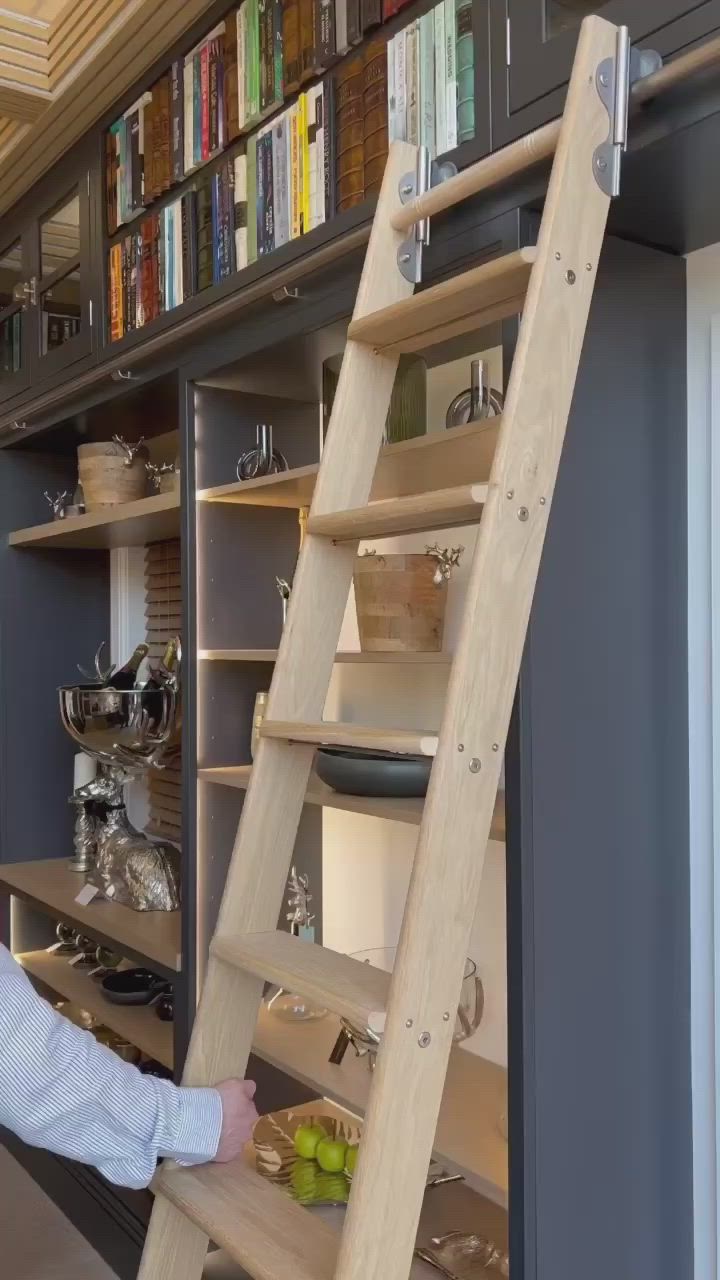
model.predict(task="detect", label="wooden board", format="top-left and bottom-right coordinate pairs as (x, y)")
top-left (198, 650), bottom-right (453, 664)
top-left (259, 720), bottom-right (439, 756)
top-left (198, 765), bottom-right (506, 843)
top-left (0, 858), bottom-right (181, 976)
top-left (307, 483), bottom-right (488, 541)
top-left (9, 492), bottom-right (180, 549)
top-left (199, 421), bottom-right (500, 509)
top-left (18, 950), bottom-right (174, 1068)
top-left (251, 1006), bottom-right (508, 1206)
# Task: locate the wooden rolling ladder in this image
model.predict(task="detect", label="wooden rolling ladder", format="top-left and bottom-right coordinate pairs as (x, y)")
top-left (139, 15), bottom-right (622, 1280)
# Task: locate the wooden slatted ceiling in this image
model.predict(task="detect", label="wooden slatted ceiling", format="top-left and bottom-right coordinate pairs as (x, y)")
top-left (0, 0), bottom-right (219, 214)
top-left (145, 538), bottom-right (182, 845)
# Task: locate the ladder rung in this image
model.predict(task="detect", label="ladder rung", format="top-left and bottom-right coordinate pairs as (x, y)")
top-left (347, 248), bottom-right (535, 355)
top-left (157, 1159), bottom-right (338, 1280)
top-left (307, 482), bottom-right (487, 541)
top-left (212, 931), bottom-right (391, 1028)
top-left (259, 720), bottom-right (439, 756)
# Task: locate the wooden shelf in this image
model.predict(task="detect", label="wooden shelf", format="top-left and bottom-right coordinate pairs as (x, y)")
top-left (0, 859), bottom-right (181, 978)
top-left (198, 421), bottom-right (500, 509)
top-left (18, 950), bottom-right (174, 1069)
top-left (199, 649), bottom-right (453, 664)
top-left (8, 492), bottom-right (180, 549)
top-left (252, 1006), bottom-right (508, 1206)
top-left (198, 766), bottom-right (506, 842)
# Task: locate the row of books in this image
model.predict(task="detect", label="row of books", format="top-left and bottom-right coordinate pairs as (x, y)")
top-left (107, 3), bottom-right (474, 340)
top-left (107, 0), bottom-right (473, 233)
top-left (108, 81), bottom-right (332, 340)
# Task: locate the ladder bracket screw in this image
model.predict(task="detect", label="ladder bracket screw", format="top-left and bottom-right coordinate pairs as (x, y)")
top-left (400, 183), bottom-right (413, 196)
top-left (554, 251), bottom-right (561, 261)
top-left (442, 1012), bottom-right (451, 1022)
top-left (399, 252), bottom-right (411, 264)
top-left (406, 1018), bottom-right (414, 1028)
top-left (492, 743), bottom-right (499, 751)
top-left (469, 758), bottom-right (481, 773)
top-left (418, 1032), bottom-right (431, 1047)
top-left (596, 155), bottom-right (608, 173)
top-left (586, 262), bottom-right (593, 271)
top-left (565, 269), bottom-right (576, 285)
top-left (539, 496), bottom-right (546, 505)
top-left (506, 489), bottom-right (514, 500)
top-left (458, 743), bottom-right (465, 752)
top-left (518, 507), bottom-right (529, 521)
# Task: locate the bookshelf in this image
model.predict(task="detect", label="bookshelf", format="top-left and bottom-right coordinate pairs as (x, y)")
top-left (104, 0), bottom-right (485, 344)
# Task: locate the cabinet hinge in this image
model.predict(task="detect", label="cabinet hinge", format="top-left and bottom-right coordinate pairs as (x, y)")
top-left (506, 17), bottom-right (511, 67)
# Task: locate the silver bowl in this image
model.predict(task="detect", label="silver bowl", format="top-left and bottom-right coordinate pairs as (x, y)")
top-left (59, 685), bottom-right (178, 775)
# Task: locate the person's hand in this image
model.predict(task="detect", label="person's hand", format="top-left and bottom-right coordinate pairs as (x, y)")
top-left (214, 1079), bottom-right (259, 1162)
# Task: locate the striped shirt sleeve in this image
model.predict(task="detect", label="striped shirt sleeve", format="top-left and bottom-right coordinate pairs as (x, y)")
top-left (0, 944), bottom-right (222, 1189)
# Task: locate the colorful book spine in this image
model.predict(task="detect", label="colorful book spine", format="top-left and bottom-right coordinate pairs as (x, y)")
top-left (299, 91), bottom-right (309, 236)
top-left (299, 0), bottom-right (314, 82)
top-left (272, 116), bottom-right (289, 246)
top-left (247, 0), bottom-right (261, 120)
top-left (335, 0), bottom-right (349, 56)
top-left (171, 60), bottom-right (184, 182)
top-left (313, 82), bottom-right (326, 228)
top-left (273, 0), bottom-right (284, 103)
top-left (183, 50), bottom-right (196, 173)
top-left (282, 0), bottom-right (301, 92)
top-left (193, 52), bottom-right (202, 166)
top-left (224, 13), bottom-right (240, 142)
top-left (233, 151), bottom-right (248, 269)
top-left (247, 133), bottom-right (258, 262)
top-left (419, 10), bottom-right (435, 156)
top-left (346, 0), bottom-right (362, 45)
top-left (306, 86), bottom-right (318, 231)
top-left (201, 43), bottom-right (211, 160)
top-left (289, 100), bottom-right (300, 238)
top-left (434, 1), bottom-right (447, 154)
top-left (209, 39), bottom-right (220, 153)
top-left (323, 76), bottom-right (334, 221)
top-left (317, 0), bottom-right (336, 67)
top-left (263, 129), bottom-right (275, 252)
top-left (237, 2), bottom-right (248, 129)
top-left (444, 0), bottom-right (457, 150)
top-left (361, 0), bottom-right (381, 34)
top-left (455, 0), bottom-right (474, 144)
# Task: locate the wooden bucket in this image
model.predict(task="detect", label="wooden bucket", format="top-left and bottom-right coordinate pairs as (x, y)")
top-left (353, 553), bottom-right (447, 652)
top-left (78, 441), bottom-right (148, 510)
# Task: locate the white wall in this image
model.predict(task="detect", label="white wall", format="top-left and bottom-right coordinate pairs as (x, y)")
top-left (686, 244), bottom-right (720, 1280)
top-left (321, 347), bottom-right (508, 1067)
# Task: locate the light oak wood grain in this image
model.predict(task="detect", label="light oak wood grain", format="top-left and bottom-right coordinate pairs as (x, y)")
top-left (18, 951), bottom-right (173, 1068)
top-left (9, 492), bottom-right (180, 549)
top-left (334, 17), bottom-right (616, 1280)
top-left (198, 420), bottom-right (501, 508)
top-left (198, 649), bottom-right (453, 664)
top-left (307, 482), bottom-right (488, 541)
top-left (0, 858), bottom-right (180, 975)
top-left (212, 932), bottom-right (391, 1027)
top-left (198, 765), bottom-right (507, 840)
top-left (347, 249), bottom-right (534, 353)
top-left (259, 720), bottom-right (439, 756)
top-left (138, 142), bottom-right (418, 1280)
top-left (158, 1155), bottom-right (339, 1280)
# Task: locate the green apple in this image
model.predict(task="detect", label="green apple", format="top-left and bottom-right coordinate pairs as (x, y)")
top-left (344, 1144), bottom-right (359, 1177)
top-left (290, 1158), bottom-right (318, 1202)
top-left (293, 1122), bottom-right (328, 1160)
top-left (316, 1171), bottom-right (349, 1204)
top-left (316, 1137), bottom-right (348, 1172)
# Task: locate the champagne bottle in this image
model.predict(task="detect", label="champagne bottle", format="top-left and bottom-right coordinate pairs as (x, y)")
top-left (143, 637), bottom-right (180, 727)
top-left (108, 642), bottom-right (149, 691)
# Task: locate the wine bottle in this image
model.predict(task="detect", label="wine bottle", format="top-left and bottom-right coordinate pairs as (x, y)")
top-left (109, 642), bottom-right (149, 691)
top-left (142, 637), bottom-right (180, 727)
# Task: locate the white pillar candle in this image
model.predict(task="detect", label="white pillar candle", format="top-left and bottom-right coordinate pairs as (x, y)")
top-left (73, 752), bottom-right (97, 790)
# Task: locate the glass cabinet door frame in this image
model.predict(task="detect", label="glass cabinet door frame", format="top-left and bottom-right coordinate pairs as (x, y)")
top-left (29, 177), bottom-right (94, 380)
top-left (0, 228), bottom-right (33, 398)
top-left (506, 0), bottom-right (711, 115)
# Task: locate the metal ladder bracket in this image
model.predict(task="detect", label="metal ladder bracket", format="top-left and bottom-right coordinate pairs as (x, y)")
top-left (593, 31), bottom-right (662, 197)
top-left (397, 149), bottom-right (458, 284)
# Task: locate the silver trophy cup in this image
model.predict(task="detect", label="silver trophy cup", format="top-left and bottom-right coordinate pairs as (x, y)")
top-left (59, 685), bottom-right (181, 911)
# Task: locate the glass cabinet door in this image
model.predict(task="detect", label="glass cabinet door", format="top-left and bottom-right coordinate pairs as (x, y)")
top-left (32, 181), bottom-right (93, 378)
top-left (0, 235), bottom-right (32, 397)
top-left (507, 0), bottom-right (711, 118)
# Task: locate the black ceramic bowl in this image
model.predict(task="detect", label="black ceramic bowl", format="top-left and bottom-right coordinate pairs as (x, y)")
top-left (101, 968), bottom-right (171, 1006)
top-left (315, 747), bottom-right (432, 798)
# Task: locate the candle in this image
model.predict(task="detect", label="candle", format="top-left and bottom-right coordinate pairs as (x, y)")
top-left (73, 752), bottom-right (97, 790)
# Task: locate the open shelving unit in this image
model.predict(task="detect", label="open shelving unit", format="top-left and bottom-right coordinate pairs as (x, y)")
top-left (8, 491), bottom-right (180, 550)
top-left (18, 950), bottom-right (174, 1070)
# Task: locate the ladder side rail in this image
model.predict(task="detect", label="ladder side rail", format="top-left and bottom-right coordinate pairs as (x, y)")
top-left (334, 15), bottom-right (617, 1280)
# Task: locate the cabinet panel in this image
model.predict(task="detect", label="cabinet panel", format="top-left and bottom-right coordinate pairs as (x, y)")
top-left (31, 178), bottom-right (94, 380)
top-left (0, 233), bottom-right (32, 399)
top-left (492, 0), bottom-right (720, 146)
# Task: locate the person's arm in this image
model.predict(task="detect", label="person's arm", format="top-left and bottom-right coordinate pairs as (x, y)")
top-left (0, 945), bottom-right (255, 1189)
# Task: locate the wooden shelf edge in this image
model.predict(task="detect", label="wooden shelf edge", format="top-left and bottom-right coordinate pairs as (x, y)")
top-left (8, 492), bottom-right (180, 549)
top-left (0, 858), bottom-right (181, 976)
top-left (198, 765), bottom-right (506, 841)
top-left (18, 950), bottom-right (174, 1069)
top-left (198, 649), bottom-right (454, 664)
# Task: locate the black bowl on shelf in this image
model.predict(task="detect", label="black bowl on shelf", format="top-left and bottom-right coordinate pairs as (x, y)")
top-left (315, 747), bottom-right (432, 798)
top-left (100, 968), bottom-right (171, 1006)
